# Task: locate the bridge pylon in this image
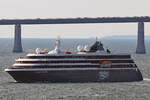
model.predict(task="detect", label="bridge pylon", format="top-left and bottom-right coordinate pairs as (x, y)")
top-left (136, 22), bottom-right (146, 54)
top-left (13, 24), bottom-right (23, 53)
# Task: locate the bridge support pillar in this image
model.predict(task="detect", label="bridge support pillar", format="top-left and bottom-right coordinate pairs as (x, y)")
top-left (13, 24), bottom-right (23, 52)
top-left (136, 22), bottom-right (146, 54)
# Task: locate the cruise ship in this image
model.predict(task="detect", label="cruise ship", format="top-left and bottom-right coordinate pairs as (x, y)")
top-left (4, 38), bottom-right (143, 82)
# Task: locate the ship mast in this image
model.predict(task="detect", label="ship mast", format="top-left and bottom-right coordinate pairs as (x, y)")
top-left (55, 36), bottom-right (61, 48)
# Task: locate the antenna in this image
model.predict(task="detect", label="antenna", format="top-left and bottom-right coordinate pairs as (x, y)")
top-left (96, 37), bottom-right (98, 41)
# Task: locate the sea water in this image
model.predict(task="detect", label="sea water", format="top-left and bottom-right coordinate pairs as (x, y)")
top-left (0, 38), bottom-right (150, 100)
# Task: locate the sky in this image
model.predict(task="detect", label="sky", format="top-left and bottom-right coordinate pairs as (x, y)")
top-left (0, 0), bottom-right (150, 38)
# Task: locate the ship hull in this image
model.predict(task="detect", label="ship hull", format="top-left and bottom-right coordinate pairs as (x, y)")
top-left (5, 68), bottom-right (143, 82)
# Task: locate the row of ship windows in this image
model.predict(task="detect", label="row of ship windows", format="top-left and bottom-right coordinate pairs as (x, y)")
top-left (17, 61), bottom-right (133, 63)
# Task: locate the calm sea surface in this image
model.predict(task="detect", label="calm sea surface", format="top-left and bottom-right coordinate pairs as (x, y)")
top-left (0, 38), bottom-right (150, 100)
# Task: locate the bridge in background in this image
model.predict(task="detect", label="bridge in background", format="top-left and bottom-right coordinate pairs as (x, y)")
top-left (0, 16), bottom-right (149, 53)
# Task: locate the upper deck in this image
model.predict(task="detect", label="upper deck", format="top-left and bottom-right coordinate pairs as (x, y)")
top-left (26, 53), bottom-right (131, 59)
top-left (9, 53), bottom-right (137, 69)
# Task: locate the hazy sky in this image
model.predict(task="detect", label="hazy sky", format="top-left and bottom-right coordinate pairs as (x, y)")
top-left (0, 0), bottom-right (150, 38)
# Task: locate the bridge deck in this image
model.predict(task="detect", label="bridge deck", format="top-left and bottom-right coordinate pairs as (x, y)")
top-left (0, 16), bottom-right (150, 25)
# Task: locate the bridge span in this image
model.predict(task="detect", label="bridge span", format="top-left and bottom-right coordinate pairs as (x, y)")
top-left (0, 16), bottom-right (148, 53)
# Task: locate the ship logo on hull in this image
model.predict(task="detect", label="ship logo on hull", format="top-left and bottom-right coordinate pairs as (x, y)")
top-left (98, 71), bottom-right (109, 80)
